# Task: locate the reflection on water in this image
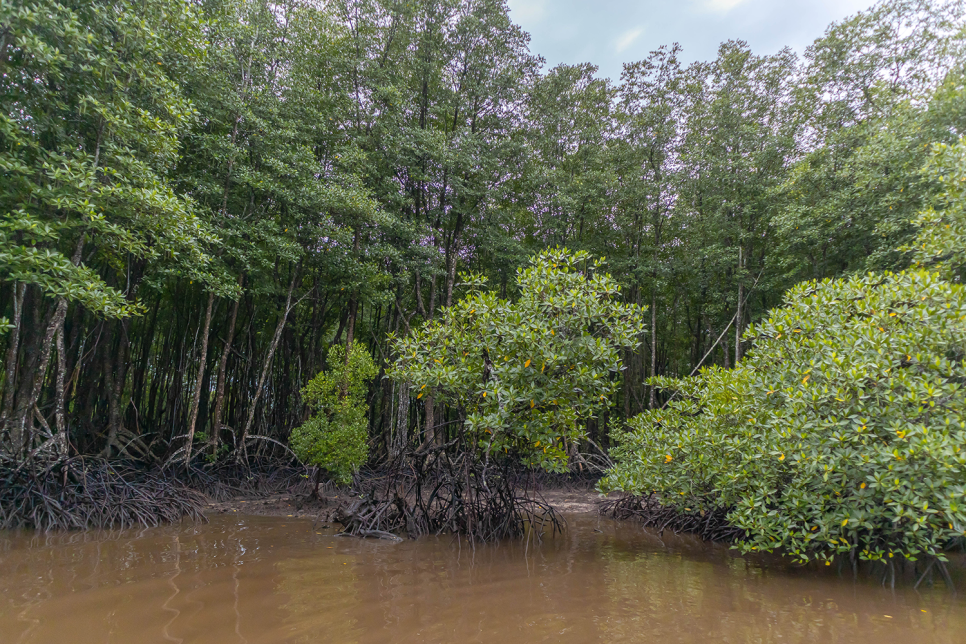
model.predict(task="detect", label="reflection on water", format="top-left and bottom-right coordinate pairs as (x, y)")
top-left (0, 514), bottom-right (963, 643)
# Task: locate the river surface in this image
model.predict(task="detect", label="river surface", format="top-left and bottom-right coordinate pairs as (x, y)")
top-left (1, 513), bottom-right (964, 643)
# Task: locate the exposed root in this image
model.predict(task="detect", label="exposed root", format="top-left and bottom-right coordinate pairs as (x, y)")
top-left (0, 458), bottom-right (205, 531)
top-left (333, 454), bottom-right (564, 542)
top-left (169, 457), bottom-right (313, 502)
top-left (598, 493), bottom-right (745, 543)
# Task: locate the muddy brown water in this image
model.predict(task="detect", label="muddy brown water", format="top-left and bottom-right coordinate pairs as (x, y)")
top-left (1, 514), bottom-right (964, 643)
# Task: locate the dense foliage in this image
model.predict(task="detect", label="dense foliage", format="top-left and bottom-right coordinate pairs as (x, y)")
top-left (604, 135), bottom-right (966, 562)
top-left (603, 270), bottom-right (966, 563)
top-left (908, 137), bottom-right (966, 274)
top-left (290, 344), bottom-right (377, 485)
top-left (0, 0), bottom-right (964, 541)
top-left (389, 249), bottom-right (645, 471)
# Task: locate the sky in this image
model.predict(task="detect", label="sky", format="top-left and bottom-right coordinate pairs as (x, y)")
top-left (507, 0), bottom-right (881, 81)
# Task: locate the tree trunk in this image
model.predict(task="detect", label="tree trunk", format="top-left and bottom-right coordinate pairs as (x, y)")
top-left (54, 325), bottom-right (67, 456)
top-left (238, 268), bottom-right (298, 459)
top-left (10, 236), bottom-right (85, 457)
top-left (649, 291), bottom-right (657, 409)
top-left (101, 319), bottom-right (130, 457)
top-left (184, 291), bottom-right (215, 463)
top-left (10, 297), bottom-right (68, 456)
top-left (623, 348), bottom-right (631, 421)
top-left (345, 295), bottom-right (358, 360)
top-left (211, 279), bottom-right (243, 456)
top-left (393, 383), bottom-right (410, 459)
top-left (417, 392), bottom-right (435, 451)
top-left (735, 245), bottom-right (743, 366)
top-left (0, 282), bottom-right (26, 428)
top-left (425, 393), bottom-right (435, 444)
top-left (343, 227), bottom-right (362, 368)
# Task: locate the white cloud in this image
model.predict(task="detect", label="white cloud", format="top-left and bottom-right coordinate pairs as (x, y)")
top-left (507, 0), bottom-right (550, 24)
top-left (700, 0), bottom-right (750, 13)
top-left (614, 27), bottom-right (644, 53)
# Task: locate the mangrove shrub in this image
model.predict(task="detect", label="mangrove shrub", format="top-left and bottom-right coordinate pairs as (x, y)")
top-left (289, 344), bottom-right (377, 485)
top-left (603, 269), bottom-right (966, 563)
top-left (390, 249), bottom-right (646, 471)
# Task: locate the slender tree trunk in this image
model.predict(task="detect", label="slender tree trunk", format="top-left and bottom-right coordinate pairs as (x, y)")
top-left (345, 296), bottom-right (358, 359)
top-left (11, 236), bottom-right (85, 456)
top-left (735, 245), bottom-right (743, 366)
top-left (624, 349), bottom-right (634, 421)
top-left (417, 392), bottom-right (435, 451)
top-left (0, 282), bottom-right (26, 428)
top-left (54, 325), bottom-right (67, 455)
top-left (444, 211), bottom-right (463, 308)
top-left (11, 297), bottom-right (68, 456)
top-left (130, 293), bottom-right (161, 415)
top-left (211, 279), bottom-right (243, 456)
top-left (238, 268), bottom-right (298, 459)
top-left (343, 228), bottom-right (361, 368)
top-left (184, 291), bottom-right (215, 463)
top-left (102, 319), bottom-right (129, 457)
top-left (649, 291), bottom-right (657, 409)
top-left (10, 234), bottom-right (86, 458)
top-left (393, 382), bottom-right (410, 459)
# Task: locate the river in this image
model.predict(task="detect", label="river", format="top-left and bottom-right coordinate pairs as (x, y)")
top-left (0, 514), bottom-right (963, 643)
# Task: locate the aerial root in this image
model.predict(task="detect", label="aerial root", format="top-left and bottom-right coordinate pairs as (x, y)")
top-left (334, 456), bottom-right (564, 542)
top-left (0, 457), bottom-right (206, 531)
top-left (598, 493), bottom-right (744, 542)
top-left (167, 457), bottom-right (313, 502)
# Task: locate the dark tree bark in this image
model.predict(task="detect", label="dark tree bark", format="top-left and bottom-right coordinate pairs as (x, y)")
top-left (238, 267), bottom-right (299, 458)
top-left (211, 277), bottom-right (243, 455)
top-left (184, 290), bottom-right (215, 462)
top-left (0, 282), bottom-right (26, 428)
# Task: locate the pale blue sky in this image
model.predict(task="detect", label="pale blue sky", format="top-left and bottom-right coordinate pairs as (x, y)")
top-left (508, 0), bottom-right (881, 80)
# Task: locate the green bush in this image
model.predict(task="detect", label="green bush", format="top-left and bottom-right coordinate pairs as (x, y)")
top-left (389, 248), bottom-right (646, 472)
top-left (907, 136), bottom-right (966, 274)
top-left (289, 344), bottom-right (377, 485)
top-left (603, 269), bottom-right (966, 563)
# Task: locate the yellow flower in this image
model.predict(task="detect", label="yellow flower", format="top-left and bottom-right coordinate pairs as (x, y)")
top-left (525, 359), bottom-right (531, 368)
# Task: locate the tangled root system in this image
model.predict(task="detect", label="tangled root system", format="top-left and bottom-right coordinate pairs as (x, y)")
top-left (171, 457), bottom-right (313, 502)
top-left (335, 451), bottom-right (563, 542)
top-left (0, 458), bottom-right (205, 531)
top-left (599, 493), bottom-right (745, 543)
